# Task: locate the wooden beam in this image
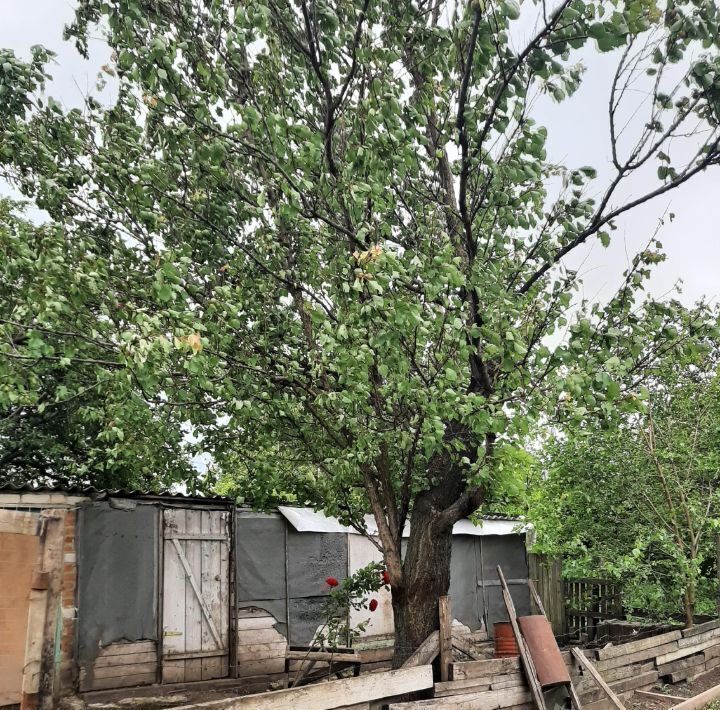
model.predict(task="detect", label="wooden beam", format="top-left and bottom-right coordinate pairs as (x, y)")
top-left (571, 647), bottom-right (624, 710)
top-left (175, 665), bottom-right (434, 710)
top-left (439, 596), bottom-right (452, 682)
top-left (401, 631), bottom-right (439, 669)
top-left (529, 579), bottom-right (547, 616)
top-left (286, 650), bottom-right (362, 663)
top-left (21, 511), bottom-right (65, 710)
top-left (497, 565), bottom-right (546, 710)
top-left (671, 682), bottom-right (720, 710)
top-left (451, 633), bottom-right (481, 661)
top-left (635, 690), bottom-right (685, 702)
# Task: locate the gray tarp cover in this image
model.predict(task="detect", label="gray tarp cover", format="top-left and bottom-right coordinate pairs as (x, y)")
top-left (235, 512), bottom-right (348, 645)
top-left (76, 502), bottom-right (158, 665)
top-left (235, 513), bottom-right (289, 635)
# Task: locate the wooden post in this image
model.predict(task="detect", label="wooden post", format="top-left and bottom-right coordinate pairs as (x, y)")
top-left (21, 510), bottom-right (65, 710)
top-left (529, 579), bottom-right (546, 616)
top-left (497, 565), bottom-right (546, 710)
top-left (572, 647), bottom-right (624, 710)
top-left (438, 596), bottom-right (452, 682)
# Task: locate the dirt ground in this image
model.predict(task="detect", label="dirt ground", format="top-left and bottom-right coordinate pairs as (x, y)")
top-left (628, 666), bottom-right (720, 710)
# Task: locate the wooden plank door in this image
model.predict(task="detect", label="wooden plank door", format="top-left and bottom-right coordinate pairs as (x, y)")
top-left (162, 508), bottom-right (230, 683)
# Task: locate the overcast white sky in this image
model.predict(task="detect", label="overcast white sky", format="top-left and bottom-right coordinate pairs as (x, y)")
top-left (2, 0), bottom-right (719, 309)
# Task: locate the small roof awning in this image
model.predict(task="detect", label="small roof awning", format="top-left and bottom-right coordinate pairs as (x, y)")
top-left (277, 506), bottom-right (526, 537)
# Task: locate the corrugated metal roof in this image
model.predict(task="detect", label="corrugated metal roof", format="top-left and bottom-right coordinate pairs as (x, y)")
top-left (0, 484), bottom-right (527, 528)
top-left (0, 482), bottom-right (230, 505)
top-left (277, 506), bottom-right (527, 537)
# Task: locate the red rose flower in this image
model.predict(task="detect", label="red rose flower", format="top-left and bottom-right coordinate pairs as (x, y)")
top-left (325, 577), bottom-right (339, 587)
top-left (369, 598), bottom-right (379, 612)
top-left (382, 570), bottom-right (390, 585)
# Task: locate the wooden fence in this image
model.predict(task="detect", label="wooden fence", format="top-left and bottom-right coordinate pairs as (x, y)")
top-left (528, 553), bottom-right (566, 636)
top-left (529, 554), bottom-right (622, 640)
top-left (565, 578), bottom-right (622, 641)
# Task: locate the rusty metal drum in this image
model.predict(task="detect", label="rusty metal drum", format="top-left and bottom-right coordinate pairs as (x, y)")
top-left (517, 615), bottom-right (571, 687)
top-left (494, 621), bottom-right (520, 657)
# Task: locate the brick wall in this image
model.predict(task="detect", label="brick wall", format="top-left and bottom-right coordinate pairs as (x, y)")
top-left (59, 509), bottom-right (77, 694)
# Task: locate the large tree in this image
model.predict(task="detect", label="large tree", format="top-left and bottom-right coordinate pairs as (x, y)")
top-left (2, 0), bottom-right (720, 662)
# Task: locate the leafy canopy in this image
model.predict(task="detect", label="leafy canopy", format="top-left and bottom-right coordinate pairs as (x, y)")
top-left (1, 0), bottom-right (719, 591)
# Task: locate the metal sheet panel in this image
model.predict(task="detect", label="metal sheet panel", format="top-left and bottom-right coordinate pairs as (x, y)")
top-left (518, 615), bottom-right (570, 687)
top-left (449, 536), bottom-right (483, 631)
top-left (479, 535), bottom-right (531, 635)
top-left (76, 502), bottom-right (158, 665)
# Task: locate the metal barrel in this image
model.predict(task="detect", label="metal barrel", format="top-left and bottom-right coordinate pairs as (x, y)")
top-left (494, 621), bottom-right (519, 657)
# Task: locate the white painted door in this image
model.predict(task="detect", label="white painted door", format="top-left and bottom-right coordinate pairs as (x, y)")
top-left (162, 508), bottom-right (230, 682)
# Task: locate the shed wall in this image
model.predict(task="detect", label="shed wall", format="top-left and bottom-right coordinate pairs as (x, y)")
top-left (76, 503), bottom-right (158, 674)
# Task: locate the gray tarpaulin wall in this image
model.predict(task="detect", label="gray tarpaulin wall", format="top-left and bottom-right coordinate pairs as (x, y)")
top-left (234, 511), bottom-right (348, 646)
top-left (236, 509), bottom-right (528, 643)
top-left (76, 501), bottom-right (158, 667)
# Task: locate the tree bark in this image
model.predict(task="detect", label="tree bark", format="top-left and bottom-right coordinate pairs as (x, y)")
top-left (390, 484), bottom-right (464, 667)
top-left (391, 519), bottom-right (454, 667)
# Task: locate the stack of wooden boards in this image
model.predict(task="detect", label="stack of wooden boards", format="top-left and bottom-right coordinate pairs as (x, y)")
top-left (386, 619), bottom-right (720, 709)
top-left (589, 618), bottom-right (720, 687)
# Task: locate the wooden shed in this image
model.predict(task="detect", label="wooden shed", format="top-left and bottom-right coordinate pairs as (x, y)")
top-left (0, 485), bottom-right (530, 706)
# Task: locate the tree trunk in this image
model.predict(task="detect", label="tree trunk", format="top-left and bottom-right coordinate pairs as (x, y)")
top-left (390, 502), bottom-right (456, 668)
top-left (684, 580), bottom-right (696, 628)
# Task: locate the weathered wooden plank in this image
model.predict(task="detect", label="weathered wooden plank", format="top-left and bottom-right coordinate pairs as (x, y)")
top-left (498, 565), bottom-right (545, 710)
top-left (677, 627), bottom-right (720, 649)
top-left (237, 657), bottom-right (287, 678)
top-left (451, 633), bottom-right (481, 660)
top-left (182, 665), bottom-right (433, 710)
top-left (609, 670), bottom-right (658, 694)
top-left (237, 627), bottom-right (286, 646)
top-left (434, 678), bottom-right (492, 697)
top-left (704, 644), bottom-right (720, 662)
top-left (96, 641), bottom-right (156, 658)
top-left (93, 651), bottom-right (158, 668)
top-left (681, 619), bottom-right (720, 639)
top-left (389, 686), bottom-right (531, 709)
top-left (492, 677), bottom-right (527, 690)
top-left (218, 511), bottom-right (230, 678)
top-left (163, 508), bottom-right (187, 683)
top-left (571, 648), bottom-right (624, 710)
top-left (439, 596), bottom-right (452, 683)
top-left (236, 642), bottom-right (287, 660)
top-left (671, 680), bottom-right (720, 710)
top-left (706, 656), bottom-right (720, 672)
top-left (656, 638), bottom-right (720, 666)
top-left (287, 650), bottom-right (361, 662)
top-left (635, 690), bottom-right (685, 702)
top-left (82, 661), bottom-right (157, 680)
top-left (201, 509), bottom-right (219, 680)
top-left (401, 631), bottom-right (439, 669)
top-left (595, 641), bottom-right (679, 671)
top-left (185, 508), bottom-right (203, 682)
top-left (451, 656), bottom-right (521, 680)
top-left (83, 672), bottom-right (157, 691)
top-left (601, 661), bottom-right (655, 684)
top-left (657, 653), bottom-right (705, 677)
top-left (595, 630), bottom-right (683, 660)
